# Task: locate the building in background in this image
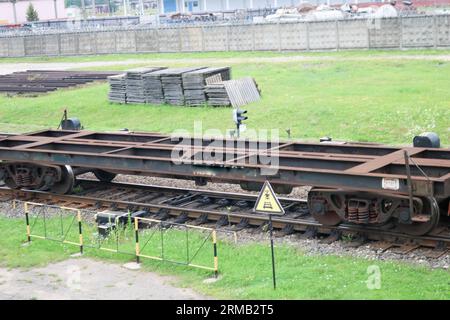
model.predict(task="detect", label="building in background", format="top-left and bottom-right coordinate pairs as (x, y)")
top-left (0, 0), bottom-right (67, 24)
top-left (156, 0), bottom-right (450, 13)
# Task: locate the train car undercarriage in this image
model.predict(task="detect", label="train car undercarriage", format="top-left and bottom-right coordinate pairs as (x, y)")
top-left (0, 129), bottom-right (448, 236)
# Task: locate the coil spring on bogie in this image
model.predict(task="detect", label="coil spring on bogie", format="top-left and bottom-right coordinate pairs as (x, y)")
top-left (357, 203), bottom-right (369, 224)
top-left (348, 201), bottom-right (358, 223)
top-left (347, 199), bottom-right (373, 224)
top-left (369, 203), bottom-right (378, 223)
top-left (15, 173), bottom-right (32, 186)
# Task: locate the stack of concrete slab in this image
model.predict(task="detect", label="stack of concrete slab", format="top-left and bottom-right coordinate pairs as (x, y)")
top-left (126, 67), bottom-right (165, 104)
top-left (107, 74), bottom-right (127, 104)
top-left (182, 67), bottom-right (231, 106)
top-left (159, 67), bottom-right (207, 105)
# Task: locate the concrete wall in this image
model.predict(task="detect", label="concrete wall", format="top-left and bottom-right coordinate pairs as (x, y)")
top-left (0, 15), bottom-right (449, 57)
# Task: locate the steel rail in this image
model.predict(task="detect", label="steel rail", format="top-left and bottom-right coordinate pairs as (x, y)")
top-left (1, 180), bottom-right (449, 252)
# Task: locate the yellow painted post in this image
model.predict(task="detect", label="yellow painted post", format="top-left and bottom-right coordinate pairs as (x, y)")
top-left (77, 210), bottom-right (83, 255)
top-left (212, 230), bottom-right (218, 278)
top-left (24, 202), bottom-right (31, 242)
top-left (134, 217), bottom-right (140, 264)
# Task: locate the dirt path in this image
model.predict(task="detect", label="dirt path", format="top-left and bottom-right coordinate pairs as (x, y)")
top-left (1, 53), bottom-right (450, 74)
top-left (0, 258), bottom-right (208, 300)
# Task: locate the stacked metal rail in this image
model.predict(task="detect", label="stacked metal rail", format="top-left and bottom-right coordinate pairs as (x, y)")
top-left (0, 70), bottom-right (119, 94)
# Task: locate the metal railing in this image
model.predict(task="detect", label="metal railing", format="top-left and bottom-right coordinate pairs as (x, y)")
top-left (21, 201), bottom-right (220, 276)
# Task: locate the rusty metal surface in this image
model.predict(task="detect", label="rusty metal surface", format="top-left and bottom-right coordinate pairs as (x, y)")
top-left (0, 70), bottom-right (120, 93)
top-left (0, 129), bottom-right (449, 198)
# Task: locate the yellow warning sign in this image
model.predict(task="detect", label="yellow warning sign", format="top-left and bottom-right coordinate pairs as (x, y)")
top-left (253, 181), bottom-right (285, 215)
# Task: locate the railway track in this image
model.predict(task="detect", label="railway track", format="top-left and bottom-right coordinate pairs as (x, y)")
top-left (1, 179), bottom-right (449, 258)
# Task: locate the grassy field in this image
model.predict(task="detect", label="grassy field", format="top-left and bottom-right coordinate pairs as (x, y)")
top-left (1, 216), bottom-right (449, 299)
top-left (1, 49), bottom-right (450, 64)
top-left (0, 51), bottom-right (449, 145)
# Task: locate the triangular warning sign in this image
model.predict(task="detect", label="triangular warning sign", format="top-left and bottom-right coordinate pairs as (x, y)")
top-left (253, 181), bottom-right (285, 215)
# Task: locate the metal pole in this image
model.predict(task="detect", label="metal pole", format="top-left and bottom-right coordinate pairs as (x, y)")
top-left (77, 210), bottom-right (83, 255)
top-left (269, 214), bottom-right (276, 289)
top-left (53, 0), bottom-right (58, 19)
top-left (25, 203), bottom-right (31, 243)
top-left (404, 151), bottom-right (414, 221)
top-left (212, 230), bottom-right (218, 278)
top-left (134, 218), bottom-right (140, 263)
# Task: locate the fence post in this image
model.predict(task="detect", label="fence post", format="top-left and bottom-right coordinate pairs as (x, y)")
top-left (134, 217), bottom-right (140, 264)
top-left (226, 25), bottom-right (230, 52)
top-left (212, 230), bottom-right (218, 278)
top-left (57, 33), bottom-right (61, 56)
top-left (399, 16), bottom-right (403, 50)
top-left (306, 21), bottom-right (310, 51)
top-left (277, 22), bottom-right (281, 52)
top-left (335, 20), bottom-right (340, 51)
top-left (178, 27), bottom-right (182, 52)
top-left (201, 26), bottom-right (205, 52)
top-left (25, 202), bottom-right (31, 243)
top-left (134, 29), bottom-right (138, 53)
top-left (251, 24), bottom-right (256, 51)
top-left (433, 15), bottom-right (438, 49)
top-left (77, 210), bottom-right (83, 255)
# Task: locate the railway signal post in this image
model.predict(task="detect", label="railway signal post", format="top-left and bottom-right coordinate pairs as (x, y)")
top-left (253, 181), bottom-right (285, 289)
top-left (232, 108), bottom-right (248, 138)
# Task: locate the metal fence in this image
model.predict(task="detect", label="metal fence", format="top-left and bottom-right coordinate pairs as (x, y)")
top-left (22, 201), bottom-right (219, 276)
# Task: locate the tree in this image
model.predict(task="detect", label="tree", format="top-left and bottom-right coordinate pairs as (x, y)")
top-left (26, 3), bottom-right (39, 22)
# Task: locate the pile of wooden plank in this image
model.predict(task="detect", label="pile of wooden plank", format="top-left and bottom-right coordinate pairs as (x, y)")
top-left (160, 67), bottom-right (206, 105)
top-left (182, 67), bottom-right (231, 106)
top-left (204, 83), bottom-right (231, 106)
top-left (107, 74), bottom-right (127, 104)
top-left (126, 67), bottom-right (165, 104)
top-left (205, 77), bottom-right (261, 107)
top-left (143, 69), bottom-right (166, 104)
top-left (108, 65), bottom-right (260, 108)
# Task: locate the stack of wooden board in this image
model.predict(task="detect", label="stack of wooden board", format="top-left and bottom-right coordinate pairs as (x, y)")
top-left (204, 83), bottom-right (231, 106)
top-left (108, 66), bottom-right (260, 108)
top-left (205, 77), bottom-right (261, 107)
top-left (182, 67), bottom-right (231, 106)
top-left (107, 74), bottom-right (127, 104)
top-left (160, 67), bottom-right (206, 105)
top-left (143, 69), bottom-right (167, 104)
top-left (126, 67), bottom-right (165, 104)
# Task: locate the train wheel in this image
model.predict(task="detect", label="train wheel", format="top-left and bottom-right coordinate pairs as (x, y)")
top-left (396, 197), bottom-right (440, 236)
top-left (49, 165), bottom-right (75, 194)
top-left (4, 177), bottom-right (19, 189)
top-left (93, 170), bottom-right (117, 182)
top-left (307, 188), bottom-right (343, 226)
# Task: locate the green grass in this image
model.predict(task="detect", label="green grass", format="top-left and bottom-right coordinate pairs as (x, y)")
top-left (1, 49), bottom-right (450, 64)
top-left (0, 55), bottom-right (449, 145)
top-left (1, 216), bottom-right (449, 299)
